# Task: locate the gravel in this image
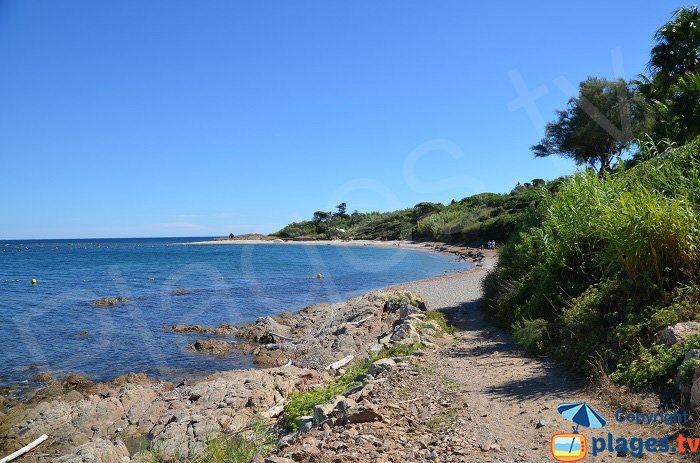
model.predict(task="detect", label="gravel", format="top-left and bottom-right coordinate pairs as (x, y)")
top-left (393, 256), bottom-right (496, 311)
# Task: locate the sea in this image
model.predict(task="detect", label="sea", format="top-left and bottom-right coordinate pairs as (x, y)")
top-left (0, 238), bottom-right (468, 389)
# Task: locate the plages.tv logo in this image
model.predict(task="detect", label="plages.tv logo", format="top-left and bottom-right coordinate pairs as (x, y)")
top-left (551, 402), bottom-right (607, 462)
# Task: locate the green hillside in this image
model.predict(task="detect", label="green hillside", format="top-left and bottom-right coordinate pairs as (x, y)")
top-left (273, 180), bottom-right (555, 246)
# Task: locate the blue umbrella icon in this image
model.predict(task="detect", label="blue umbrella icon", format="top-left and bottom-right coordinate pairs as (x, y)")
top-left (557, 402), bottom-right (607, 452)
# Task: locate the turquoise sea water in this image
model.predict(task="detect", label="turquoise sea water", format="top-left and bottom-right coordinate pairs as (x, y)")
top-left (0, 238), bottom-right (468, 388)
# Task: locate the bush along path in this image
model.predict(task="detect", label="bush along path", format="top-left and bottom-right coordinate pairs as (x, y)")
top-left (268, 264), bottom-right (695, 463)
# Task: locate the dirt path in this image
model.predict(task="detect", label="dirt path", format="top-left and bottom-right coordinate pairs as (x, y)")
top-left (272, 262), bottom-right (694, 462)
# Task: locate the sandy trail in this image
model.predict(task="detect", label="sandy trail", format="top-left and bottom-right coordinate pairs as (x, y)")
top-left (274, 258), bottom-right (693, 462)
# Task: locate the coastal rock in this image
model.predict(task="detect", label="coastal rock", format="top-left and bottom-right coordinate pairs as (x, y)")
top-left (239, 316), bottom-right (293, 343)
top-left (165, 290), bottom-right (420, 371)
top-left (661, 322), bottom-right (700, 346)
top-left (384, 292), bottom-right (428, 314)
top-left (341, 404), bottom-right (383, 424)
top-left (391, 321), bottom-right (420, 342)
top-left (313, 402), bottom-right (338, 426)
top-left (299, 415), bottom-right (314, 433)
top-left (91, 297), bottom-right (128, 307)
top-left (168, 324), bottom-right (214, 334)
top-left (368, 358), bottom-right (396, 377)
top-left (111, 373), bottom-right (152, 385)
top-left (54, 438), bottom-right (130, 463)
top-left (312, 395), bottom-right (356, 426)
top-left (399, 301), bottom-right (423, 320)
top-left (690, 377), bottom-right (700, 409)
top-left (64, 374), bottom-right (93, 389)
top-left (33, 372), bottom-right (54, 383)
top-left (189, 338), bottom-right (236, 355)
top-left (0, 366), bottom-right (309, 461)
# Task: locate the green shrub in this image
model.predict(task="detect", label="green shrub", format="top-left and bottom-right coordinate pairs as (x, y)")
top-left (678, 358), bottom-right (700, 384)
top-left (512, 319), bottom-right (549, 354)
top-left (611, 336), bottom-right (700, 388)
top-left (421, 310), bottom-right (456, 335)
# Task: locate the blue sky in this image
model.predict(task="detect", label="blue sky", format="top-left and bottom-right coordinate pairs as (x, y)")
top-left (0, 1), bottom-right (685, 239)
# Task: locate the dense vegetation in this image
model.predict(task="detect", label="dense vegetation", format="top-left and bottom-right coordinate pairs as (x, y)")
top-left (273, 183), bottom-right (551, 246)
top-left (484, 141), bottom-right (700, 387)
top-left (484, 6), bottom-right (700, 390)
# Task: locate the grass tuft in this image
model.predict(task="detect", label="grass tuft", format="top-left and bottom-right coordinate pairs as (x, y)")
top-left (141, 416), bottom-right (275, 463)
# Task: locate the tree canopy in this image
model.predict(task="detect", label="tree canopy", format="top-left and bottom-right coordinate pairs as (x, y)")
top-left (639, 6), bottom-right (700, 144)
top-left (532, 77), bottom-right (652, 173)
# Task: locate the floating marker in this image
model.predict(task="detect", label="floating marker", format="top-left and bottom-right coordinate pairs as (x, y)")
top-left (31, 278), bottom-right (37, 285)
top-left (316, 273), bottom-right (323, 279)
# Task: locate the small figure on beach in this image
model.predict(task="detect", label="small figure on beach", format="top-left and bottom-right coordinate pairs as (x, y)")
top-left (486, 240), bottom-right (496, 249)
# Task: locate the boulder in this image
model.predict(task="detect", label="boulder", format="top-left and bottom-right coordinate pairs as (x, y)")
top-left (168, 324), bottom-right (213, 334)
top-left (54, 438), bottom-right (130, 463)
top-left (368, 343), bottom-right (383, 354)
top-left (312, 395), bottom-right (356, 425)
top-left (661, 322), bottom-right (700, 346)
top-left (188, 339), bottom-right (235, 354)
top-left (690, 378), bottom-right (700, 409)
top-left (299, 415), bottom-right (314, 433)
top-left (391, 321), bottom-right (420, 342)
top-left (341, 404), bottom-right (383, 424)
top-left (111, 372), bottom-right (152, 385)
top-left (384, 293), bottom-right (428, 314)
top-left (399, 302), bottom-right (422, 320)
top-left (64, 374), bottom-right (92, 389)
top-left (368, 358), bottom-right (396, 377)
top-left (313, 401), bottom-right (339, 426)
top-left (240, 316), bottom-right (293, 344)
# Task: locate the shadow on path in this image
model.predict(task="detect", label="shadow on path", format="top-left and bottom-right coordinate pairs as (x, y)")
top-left (437, 297), bottom-right (585, 401)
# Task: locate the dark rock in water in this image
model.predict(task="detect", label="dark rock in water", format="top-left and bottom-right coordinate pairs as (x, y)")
top-left (0, 388), bottom-right (11, 408)
top-left (238, 316), bottom-right (293, 343)
top-left (63, 374), bottom-right (92, 389)
top-left (167, 324), bottom-right (214, 334)
top-left (91, 296), bottom-right (128, 307)
top-left (111, 372), bottom-right (152, 385)
top-left (166, 323), bottom-right (239, 336)
top-left (189, 338), bottom-right (236, 355)
top-left (33, 372), bottom-right (54, 383)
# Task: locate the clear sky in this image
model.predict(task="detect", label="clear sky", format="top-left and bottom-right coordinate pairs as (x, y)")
top-left (0, 1), bottom-right (685, 239)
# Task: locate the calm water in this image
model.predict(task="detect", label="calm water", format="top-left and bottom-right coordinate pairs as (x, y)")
top-left (0, 238), bottom-right (467, 388)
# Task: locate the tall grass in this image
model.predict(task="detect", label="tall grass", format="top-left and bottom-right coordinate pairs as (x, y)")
top-left (483, 139), bottom-right (700, 386)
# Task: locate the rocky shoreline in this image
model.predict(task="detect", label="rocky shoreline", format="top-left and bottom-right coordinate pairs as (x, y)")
top-left (0, 250), bottom-right (492, 462)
